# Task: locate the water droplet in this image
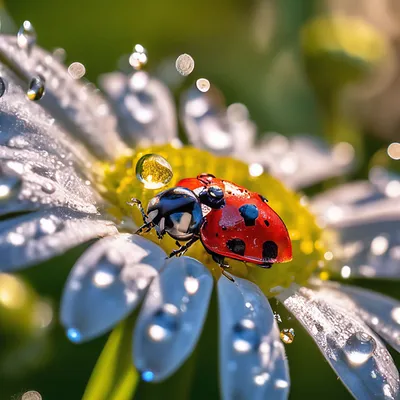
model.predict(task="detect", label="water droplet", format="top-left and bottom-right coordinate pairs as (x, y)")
top-left (17, 21), bottom-right (37, 53)
top-left (141, 370), bottom-right (155, 382)
top-left (0, 167), bottom-right (22, 201)
top-left (7, 231), bottom-right (25, 246)
top-left (129, 44), bottom-right (148, 70)
top-left (254, 372), bottom-right (270, 386)
top-left (196, 78), bottom-right (210, 93)
top-left (21, 390), bottom-right (42, 400)
top-left (391, 307), bottom-right (400, 324)
top-left (371, 235), bottom-right (389, 256)
top-left (37, 216), bottom-right (64, 236)
top-left (184, 276), bottom-right (199, 295)
top-left (275, 379), bottom-right (289, 389)
top-left (274, 312), bottom-right (282, 323)
top-left (175, 54), bottom-right (195, 76)
top-left (232, 318), bottom-right (260, 353)
top-left (67, 328), bottom-right (81, 343)
top-left (7, 136), bottom-right (29, 149)
top-left (41, 182), bottom-right (55, 194)
top-left (136, 154), bottom-right (173, 190)
top-left (280, 328), bottom-right (295, 344)
top-left (341, 265), bottom-right (351, 279)
top-left (344, 331), bottom-right (376, 366)
top-left (27, 76), bottom-right (45, 101)
top-left (387, 142), bottom-right (400, 161)
top-left (147, 303), bottom-right (180, 342)
top-left (0, 77), bottom-right (5, 98)
top-left (68, 62), bottom-right (86, 80)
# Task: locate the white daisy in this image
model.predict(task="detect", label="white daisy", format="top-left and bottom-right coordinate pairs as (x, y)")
top-left (0, 25), bottom-right (399, 400)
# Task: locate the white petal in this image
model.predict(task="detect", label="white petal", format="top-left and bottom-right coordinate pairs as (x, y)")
top-left (100, 71), bottom-right (177, 147)
top-left (278, 285), bottom-right (400, 399)
top-left (313, 281), bottom-right (400, 353)
top-left (133, 256), bottom-right (212, 382)
top-left (218, 276), bottom-right (289, 400)
top-left (247, 135), bottom-right (355, 189)
top-left (180, 86), bottom-right (256, 155)
top-left (0, 35), bottom-right (128, 160)
top-left (0, 207), bottom-right (117, 272)
top-left (61, 234), bottom-right (166, 342)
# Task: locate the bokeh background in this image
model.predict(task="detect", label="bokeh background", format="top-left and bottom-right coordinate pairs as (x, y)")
top-left (0, 0), bottom-right (399, 399)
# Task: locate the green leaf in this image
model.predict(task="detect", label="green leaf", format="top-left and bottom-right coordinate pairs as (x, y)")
top-left (82, 315), bottom-right (138, 400)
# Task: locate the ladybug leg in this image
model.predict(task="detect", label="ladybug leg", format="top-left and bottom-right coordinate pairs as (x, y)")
top-left (211, 254), bottom-right (235, 282)
top-left (168, 237), bottom-right (199, 258)
top-left (135, 221), bottom-right (154, 235)
top-left (127, 198), bottom-right (148, 224)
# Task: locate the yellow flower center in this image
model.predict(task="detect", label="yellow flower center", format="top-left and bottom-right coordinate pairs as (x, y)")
top-left (102, 145), bottom-right (326, 297)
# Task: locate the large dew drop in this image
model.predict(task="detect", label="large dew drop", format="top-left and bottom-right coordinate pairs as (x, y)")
top-left (0, 77), bottom-right (5, 98)
top-left (175, 54), bottom-right (195, 76)
top-left (344, 331), bottom-right (376, 366)
top-left (17, 20), bottom-right (37, 53)
top-left (136, 154), bottom-right (173, 190)
top-left (27, 76), bottom-right (45, 101)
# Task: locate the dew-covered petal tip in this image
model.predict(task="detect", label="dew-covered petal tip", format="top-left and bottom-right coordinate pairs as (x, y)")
top-left (99, 71), bottom-right (177, 147)
top-left (313, 281), bottom-right (400, 354)
top-left (180, 85), bottom-right (256, 156)
top-left (0, 207), bottom-right (118, 272)
top-left (278, 285), bottom-right (400, 399)
top-left (218, 276), bottom-right (289, 400)
top-left (61, 234), bottom-right (166, 343)
top-left (0, 34), bottom-right (128, 160)
top-left (133, 256), bottom-right (213, 382)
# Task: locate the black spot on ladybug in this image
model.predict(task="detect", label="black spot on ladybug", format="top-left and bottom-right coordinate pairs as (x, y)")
top-left (239, 204), bottom-right (259, 226)
top-left (215, 233), bottom-right (219, 237)
top-left (221, 226), bottom-right (227, 231)
top-left (262, 241), bottom-right (278, 260)
top-left (258, 194), bottom-right (268, 203)
top-left (264, 220), bottom-right (270, 227)
top-left (226, 238), bottom-right (246, 256)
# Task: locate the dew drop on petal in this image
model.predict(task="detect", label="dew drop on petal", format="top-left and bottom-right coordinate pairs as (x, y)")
top-left (274, 312), bottom-right (282, 323)
top-left (27, 76), bottom-right (46, 101)
top-left (67, 327), bottom-right (82, 343)
top-left (232, 318), bottom-right (260, 353)
top-left (275, 379), bottom-right (289, 389)
top-left (196, 78), bottom-right (210, 93)
top-left (17, 20), bottom-right (37, 53)
top-left (0, 77), bottom-right (6, 98)
top-left (184, 276), bottom-right (199, 295)
top-left (147, 303), bottom-right (180, 342)
top-left (141, 370), bottom-right (155, 382)
top-left (68, 62), bottom-right (86, 79)
top-left (280, 328), bottom-right (295, 344)
top-left (175, 54), bottom-right (195, 76)
top-left (136, 154), bottom-right (173, 190)
top-left (41, 182), bottom-right (55, 194)
top-left (254, 372), bottom-right (270, 386)
top-left (0, 170), bottom-right (22, 201)
top-left (344, 331), bottom-right (376, 366)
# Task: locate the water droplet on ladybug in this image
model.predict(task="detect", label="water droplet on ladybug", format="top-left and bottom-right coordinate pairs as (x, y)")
top-left (280, 328), bottom-right (295, 344)
top-left (27, 76), bottom-right (45, 101)
top-left (136, 154), bottom-right (173, 190)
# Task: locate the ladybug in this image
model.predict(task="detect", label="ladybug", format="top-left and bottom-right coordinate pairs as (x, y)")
top-left (129, 173), bottom-right (292, 279)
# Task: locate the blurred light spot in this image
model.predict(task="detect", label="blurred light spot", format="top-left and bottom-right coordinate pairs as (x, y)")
top-left (0, 184), bottom-right (11, 198)
top-left (175, 54), bottom-right (195, 76)
top-left (385, 180), bottom-right (400, 198)
top-left (68, 62), bottom-right (86, 79)
top-left (33, 300), bottom-right (53, 329)
top-left (22, 391), bottom-right (42, 400)
top-left (275, 379), bottom-right (289, 389)
top-left (7, 232), bottom-right (25, 246)
top-left (341, 265), bottom-right (351, 279)
top-left (324, 251), bottom-right (333, 261)
top-left (370, 235), bottom-right (389, 256)
top-left (184, 276), bottom-right (199, 295)
top-left (52, 47), bottom-right (66, 63)
top-left (391, 307), bottom-right (400, 324)
top-left (129, 71), bottom-right (149, 91)
top-left (142, 370), bottom-right (155, 382)
top-left (279, 153), bottom-right (298, 175)
top-left (93, 270), bottom-right (115, 287)
top-left (249, 163), bottom-right (264, 177)
top-left (67, 328), bottom-right (81, 342)
top-left (325, 205), bottom-right (344, 223)
top-left (254, 372), bottom-right (270, 386)
top-left (129, 44), bottom-right (148, 70)
top-left (390, 246), bottom-right (400, 260)
top-left (387, 142), bottom-right (400, 160)
top-left (0, 273), bottom-right (27, 309)
top-left (196, 78), bottom-right (210, 92)
top-left (147, 324), bottom-right (168, 341)
top-left (332, 142), bottom-right (355, 165)
top-left (227, 103), bottom-right (249, 122)
top-left (359, 265), bottom-right (376, 278)
top-left (267, 134), bottom-right (290, 154)
top-left (319, 271), bottom-right (330, 280)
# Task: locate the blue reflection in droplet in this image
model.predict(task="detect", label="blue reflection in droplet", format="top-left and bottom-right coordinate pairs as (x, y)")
top-left (142, 370), bottom-right (155, 382)
top-left (67, 328), bottom-right (81, 343)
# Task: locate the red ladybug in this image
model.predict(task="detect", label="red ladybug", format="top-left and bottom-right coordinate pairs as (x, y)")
top-left (130, 173), bottom-right (292, 277)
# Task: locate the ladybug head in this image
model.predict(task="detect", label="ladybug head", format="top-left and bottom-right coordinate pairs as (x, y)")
top-left (198, 185), bottom-right (225, 209)
top-left (146, 187), bottom-right (203, 241)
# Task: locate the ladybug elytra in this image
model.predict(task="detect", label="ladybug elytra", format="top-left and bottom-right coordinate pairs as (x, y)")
top-left (130, 173), bottom-right (292, 279)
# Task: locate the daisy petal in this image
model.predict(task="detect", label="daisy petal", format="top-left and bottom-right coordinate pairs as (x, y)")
top-left (180, 86), bottom-right (256, 155)
top-left (0, 35), bottom-right (128, 160)
top-left (61, 234), bottom-right (166, 343)
top-left (313, 281), bottom-right (400, 353)
top-left (99, 71), bottom-right (177, 147)
top-left (218, 276), bottom-right (290, 400)
top-left (0, 207), bottom-right (117, 272)
top-left (278, 286), bottom-right (400, 399)
top-left (133, 256), bottom-right (212, 382)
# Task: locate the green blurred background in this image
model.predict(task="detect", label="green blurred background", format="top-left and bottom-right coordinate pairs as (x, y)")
top-left (1, 0), bottom-right (399, 399)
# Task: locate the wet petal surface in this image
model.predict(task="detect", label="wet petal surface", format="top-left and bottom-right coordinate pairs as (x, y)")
top-left (278, 285), bottom-right (400, 399)
top-left (218, 276), bottom-right (289, 400)
top-left (133, 256), bottom-right (212, 382)
top-left (0, 35), bottom-right (127, 160)
top-left (61, 234), bottom-right (166, 342)
top-left (0, 207), bottom-right (117, 272)
top-left (100, 71), bottom-right (177, 147)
